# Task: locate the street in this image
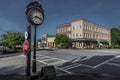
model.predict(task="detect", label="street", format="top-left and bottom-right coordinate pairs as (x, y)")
top-left (0, 49), bottom-right (120, 78)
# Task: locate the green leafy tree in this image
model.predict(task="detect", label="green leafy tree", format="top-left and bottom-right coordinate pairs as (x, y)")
top-left (54, 34), bottom-right (71, 48)
top-left (1, 32), bottom-right (24, 48)
top-left (111, 27), bottom-right (120, 48)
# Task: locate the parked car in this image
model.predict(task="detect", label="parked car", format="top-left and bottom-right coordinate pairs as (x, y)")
top-left (0, 46), bottom-right (15, 54)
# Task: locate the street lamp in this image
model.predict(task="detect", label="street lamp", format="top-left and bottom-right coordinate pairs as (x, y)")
top-left (26, 1), bottom-right (44, 78)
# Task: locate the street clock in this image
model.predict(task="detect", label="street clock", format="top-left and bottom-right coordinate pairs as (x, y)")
top-left (26, 1), bottom-right (44, 26)
top-left (25, 1), bottom-right (45, 78)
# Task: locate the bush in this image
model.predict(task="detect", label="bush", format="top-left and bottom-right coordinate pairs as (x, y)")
top-left (14, 48), bottom-right (22, 53)
top-left (111, 45), bottom-right (120, 49)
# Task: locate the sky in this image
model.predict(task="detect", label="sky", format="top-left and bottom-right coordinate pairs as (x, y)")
top-left (0, 0), bottom-right (120, 39)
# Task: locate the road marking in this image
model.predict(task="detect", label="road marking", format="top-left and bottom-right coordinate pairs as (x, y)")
top-left (0, 59), bottom-right (24, 65)
top-left (36, 55), bottom-right (45, 57)
top-left (37, 59), bottom-right (50, 65)
top-left (41, 58), bottom-right (57, 61)
top-left (64, 64), bottom-right (81, 70)
top-left (11, 65), bottom-right (25, 70)
top-left (71, 58), bottom-right (81, 63)
top-left (105, 62), bottom-right (120, 67)
top-left (55, 66), bottom-right (72, 74)
top-left (93, 55), bottom-right (120, 68)
top-left (37, 54), bottom-right (67, 62)
top-left (36, 54), bottom-right (68, 65)
top-left (37, 56), bottom-right (50, 59)
top-left (88, 50), bottom-right (119, 53)
top-left (81, 64), bottom-right (94, 68)
top-left (50, 60), bottom-right (67, 65)
top-left (62, 63), bottom-right (79, 69)
top-left (37, 59), bottom-right (67, 65)
top-left (111, 60), bottom-right (120, 63)
top-left (116, 55), bottom-right (120, 58)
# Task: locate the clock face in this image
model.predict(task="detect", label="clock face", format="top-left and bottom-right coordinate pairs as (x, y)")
top-left (30, 9), bottom-right (44, 25)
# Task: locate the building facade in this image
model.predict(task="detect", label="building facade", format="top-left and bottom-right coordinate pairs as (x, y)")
top-left (38, 34), bottom-right (55, 48)
top-left (57, 19), bottom-right (111, 49)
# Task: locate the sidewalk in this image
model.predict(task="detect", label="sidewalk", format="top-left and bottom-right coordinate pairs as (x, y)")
top-left (0, 53), bottom-right (23, 58)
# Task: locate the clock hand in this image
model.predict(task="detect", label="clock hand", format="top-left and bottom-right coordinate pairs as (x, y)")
top-left (33, 16), bottom-right (40, 18)
top-left (33, 16), bottom-right (42, 20)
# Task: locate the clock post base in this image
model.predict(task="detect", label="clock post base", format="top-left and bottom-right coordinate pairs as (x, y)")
top-left (31, 73), bottom-right (39, 80)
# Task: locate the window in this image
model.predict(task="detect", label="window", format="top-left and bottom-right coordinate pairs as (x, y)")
top-left (69, 27), bottom-right (71, 31)
top-left (69, 34), bottom-right (71, 38)
top-left (66, 27), bottom-right (68, 31)
top-left (86, 33), bottom-right (88, 38)
top-left (84, 33), bottom-right (86, 38)
top-left (88, 34), bottom-right (89, 38)
top-left (93, 34), bottom-right (95, 38)
top-left (75, 26), bottom-right (77, 30)
top-left (87, 26), bottom-right (89, 30)
top-left (96, 34), bottom-right (98, 38)
top-left (84, 33), bottom-right (85, 37)
top-left (80, 25), bottom-right (81, 29)
top-left (85, 25), bottom-right (87, 29)
top-left (80, 34), bottom-right (81, 37)
top-left (60, 29), bottom-right (62, 32)
top-left (73, 26), bottom-right (75, 30)
top-left (73, 34), bottom-right (75, 38)
top-left (63, 28), bottom-right (65, 32)
top-left (76, 33), bottom-right (78, 38)
top-left (91, 26), bottom-right (93, 30)
top-left (57, 29), bottom-right (59, 33)
top-left (86, 26), bottom-right (88, 30)
top-left (83, 24), bottom-right (85, 29)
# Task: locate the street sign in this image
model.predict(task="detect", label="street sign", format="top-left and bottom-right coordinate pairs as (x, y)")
top-left (25, 31), bottom-right (28, 40)
top-left (23, 40), bottom-right (29, 55)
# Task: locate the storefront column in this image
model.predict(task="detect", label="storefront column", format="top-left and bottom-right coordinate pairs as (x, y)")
top-left (81, 41), bottom-right (84, 49)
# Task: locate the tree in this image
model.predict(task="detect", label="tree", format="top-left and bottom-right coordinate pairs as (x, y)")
top-left (111, 27), bottom-right (120, 48)
top-left (54, 34), bottom-right (71, 48)
top-left (0, 32), bottom-right (24, 48)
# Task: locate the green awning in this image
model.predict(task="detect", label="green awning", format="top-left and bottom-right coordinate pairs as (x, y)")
top-left (99, 39), bottom-right (108, 43)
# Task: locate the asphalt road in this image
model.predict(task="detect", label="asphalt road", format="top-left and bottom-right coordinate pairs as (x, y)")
top-left (0, 49), bottom-right (120, 79)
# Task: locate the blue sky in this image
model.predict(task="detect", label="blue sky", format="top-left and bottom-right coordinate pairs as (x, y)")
top-left (0, 0), bottom-right (120, 39)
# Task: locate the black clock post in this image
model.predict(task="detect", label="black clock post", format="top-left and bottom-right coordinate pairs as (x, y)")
top-left (26, 1), bottom-right (44, 80)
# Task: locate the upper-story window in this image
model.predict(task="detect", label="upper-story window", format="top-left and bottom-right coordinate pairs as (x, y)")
top-left (58, 29), bottom-right (60, 33)
top-left (80, 34), bottom-right (81, 37)
top-left (84, 33), bottom-right (86, 38)
top-left (69, 34), bottom-right (71, 38)
top-left (66, 27), bottom-right (68, 31)
top-left (63, 28), bottom-right (65, 32)
top-left (73, 26), bottom-right (75, 30)
top-left (76, 33), bottom-right (78, 38)
top-left (80, 25), bottom-right (81, 29)
top-left (85, 25), bottom-right (87, 29)
top-left (68, 27), bottom-right (70, 31)
top-left (83, 24), bottom-right (85, 29)
top-left (73, 34), bottom-right (75, 38)
top-left (61, 29), bottom-right (62, 32)
top-left (65, 28), bottom-right (67, 32)
top-left (87, 26), bottom-right (89, 30)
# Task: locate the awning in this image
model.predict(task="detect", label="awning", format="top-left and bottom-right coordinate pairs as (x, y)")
top-left (99, 39), bottom-right (108, 43)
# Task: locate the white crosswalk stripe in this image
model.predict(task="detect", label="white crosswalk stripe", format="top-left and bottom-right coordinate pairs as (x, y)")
top-left (36, 54), bottom-right (68, 65)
